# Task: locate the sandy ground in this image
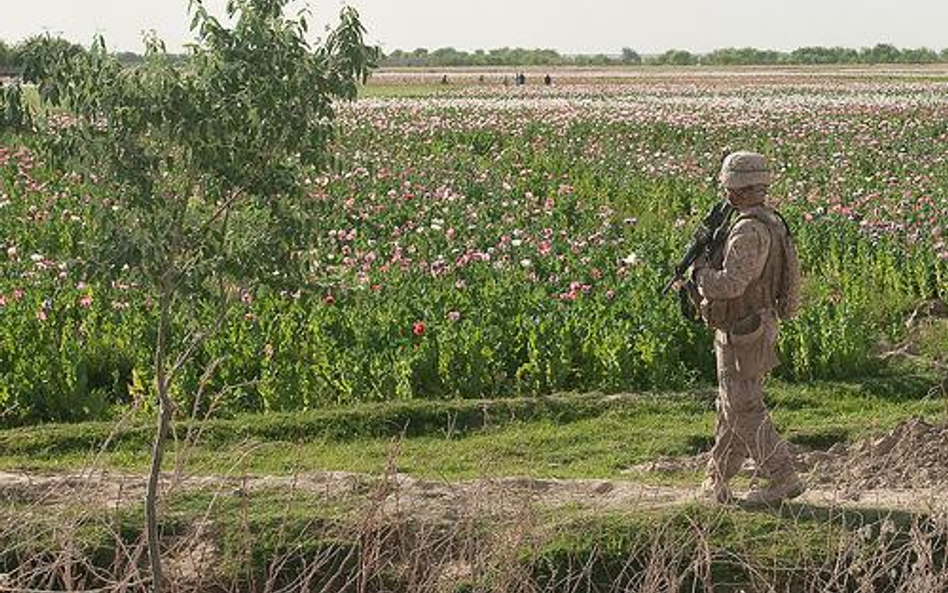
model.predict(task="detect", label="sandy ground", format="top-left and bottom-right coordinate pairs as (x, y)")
top-left (1, 466), bottom-right (946, 519)
top-left (2, 418), bottom-right (947, 520)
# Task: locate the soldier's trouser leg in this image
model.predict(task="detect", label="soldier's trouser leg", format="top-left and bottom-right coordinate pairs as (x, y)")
top-left (707, 379), bottom-right (749, 483)
top-left (708, 373), bottom-right (794, 482)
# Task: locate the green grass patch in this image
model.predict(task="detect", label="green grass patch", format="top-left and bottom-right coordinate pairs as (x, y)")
top-left (915, 318), bottom-right (948, 363)
top-left (0, 371), bottom-right (944, 481)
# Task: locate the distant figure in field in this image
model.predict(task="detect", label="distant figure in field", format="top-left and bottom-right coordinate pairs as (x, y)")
top-left (516, 72), bottom-right (526, 86)
top-left (544, 73), bottom-right (552, 86)
top-left (478, 74), bottom-right (485, 84)
top-left (441, 74), bottom-right (449, 85)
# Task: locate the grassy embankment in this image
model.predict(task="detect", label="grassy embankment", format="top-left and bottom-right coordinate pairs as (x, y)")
top-left (1, 363), bottom-right (943, 481)
top-left (2, 461), bottom-right (944, 591)
top-left (2, 346), bottom-right (944, 589)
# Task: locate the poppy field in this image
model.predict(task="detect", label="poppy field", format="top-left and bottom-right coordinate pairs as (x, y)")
top-left (1, 67), bottom-right (946, 424)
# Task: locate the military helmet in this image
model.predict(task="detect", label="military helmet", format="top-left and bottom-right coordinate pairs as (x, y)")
top-left (719, 151), bottom-right (772, 189)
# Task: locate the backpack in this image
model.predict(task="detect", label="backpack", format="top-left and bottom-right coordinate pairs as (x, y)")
top-left (736, 209), bottom-right (802, 321)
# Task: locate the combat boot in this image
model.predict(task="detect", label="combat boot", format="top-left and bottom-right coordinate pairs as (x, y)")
top-left (698, 476), bottom-right (734, 504)
top-left (744, 473), bottom-right (805, 505)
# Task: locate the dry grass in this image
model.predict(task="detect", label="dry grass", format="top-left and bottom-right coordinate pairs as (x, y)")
top-left (1, 438), bottom-right (946, 593)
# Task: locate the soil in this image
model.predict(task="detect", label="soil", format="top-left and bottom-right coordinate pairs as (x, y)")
top-left (628, 417), bottom-right (948, 507)
top-left (804, 417), bottom-right (948, 493)
top-left (1, 419), bottom-right (947, 523)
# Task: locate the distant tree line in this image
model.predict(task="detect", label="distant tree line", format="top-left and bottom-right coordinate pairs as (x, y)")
top-left (381, 47), bottom-right (626, 67)
top-left (381, 44), bottom-right (948, 67)
top-left (2, 38), bottom-right (947, 76)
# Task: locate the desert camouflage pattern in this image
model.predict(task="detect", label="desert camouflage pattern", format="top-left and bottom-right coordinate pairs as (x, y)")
top-left (719, 151), bottom-right (773, 189)
top-left (695, 204), bottom-right (797, 484)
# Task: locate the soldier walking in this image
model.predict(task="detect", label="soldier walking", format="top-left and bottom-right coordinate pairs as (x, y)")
top-left (692, 151), bottom-right (805, 505)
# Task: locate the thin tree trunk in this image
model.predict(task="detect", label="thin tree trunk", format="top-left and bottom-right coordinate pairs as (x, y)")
top-left (146, 293), bottom-right (173, 592)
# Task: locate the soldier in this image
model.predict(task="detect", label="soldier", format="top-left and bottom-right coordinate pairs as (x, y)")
top-left (693, 151), bottom-right (805, 505)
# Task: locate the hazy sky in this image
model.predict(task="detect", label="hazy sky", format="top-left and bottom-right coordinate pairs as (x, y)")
top-left (2, 0), bottom-right (946, 54)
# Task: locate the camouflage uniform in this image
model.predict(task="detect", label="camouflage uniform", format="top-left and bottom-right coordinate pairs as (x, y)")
top-left (694, 151), bottom-right (802, 501)
top-left (695, 207), bottom-right (794, 484)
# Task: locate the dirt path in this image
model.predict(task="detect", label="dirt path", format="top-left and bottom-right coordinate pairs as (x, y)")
top-left (4, 419), bottom-right (948, 519)
top-left (2, 468), bottom-right (946, 519)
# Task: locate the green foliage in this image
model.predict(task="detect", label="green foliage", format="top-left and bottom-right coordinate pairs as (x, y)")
top-left (702, 47), bottom-right (782, 65)
top-left (0, 84), bottom-right (32, 132)
top-left (378, 43), bottom-right (948, 67)
top-left (2, 106), bottom-right (946, 421)
top-left (648, 49), bottom-right (698, 66)
top-left (787, 43), bottom-right (944, 65)
top-left (384, 46), bottom-right (567, 67)
top-left (620, 47), bottom-right (641, 64)
top-left (790, 46), bottom-right (859, 65)
top-left (0, 40), bottom-right (17, 71)
top-left (1, 61), bottom-right (946, 423)
top-left (1, 373), bottom-right (942, 478)
top-left (5, 39), bottom-right (948, 72)
top-left (21, 5), bottom-right (378, 293)
top-left (17, 36), bottom-right (87, 104)
top-left (11, 0), bottom-right (378, 426)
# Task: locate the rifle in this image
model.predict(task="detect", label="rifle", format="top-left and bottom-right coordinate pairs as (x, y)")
top-left (662, 200), bottom-right (734, 320)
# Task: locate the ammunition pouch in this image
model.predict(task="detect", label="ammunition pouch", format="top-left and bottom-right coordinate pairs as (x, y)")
top-left (724, 311), bottom-right (780, 379)
top-left (699, 298), bottom-right (729, 331)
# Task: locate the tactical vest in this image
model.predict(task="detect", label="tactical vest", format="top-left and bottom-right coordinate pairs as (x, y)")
top-left (703, 206), bottom-right (800, 331)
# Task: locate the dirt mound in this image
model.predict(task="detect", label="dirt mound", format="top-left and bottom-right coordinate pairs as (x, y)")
top-left (622, 417), bottom-right (948, 496)
top-left (805, 417), bottom-right (948, 492)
